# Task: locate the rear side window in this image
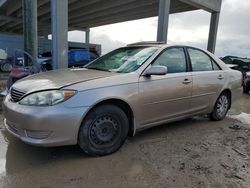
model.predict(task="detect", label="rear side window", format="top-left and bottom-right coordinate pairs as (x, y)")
top-left (188, 48), bottom-right (214, 72)
top-left (152, 48), bottom-right (187, 73)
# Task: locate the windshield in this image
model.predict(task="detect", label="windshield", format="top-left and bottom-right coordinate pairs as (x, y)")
top-left (85, 46), bottom-right (159, 73)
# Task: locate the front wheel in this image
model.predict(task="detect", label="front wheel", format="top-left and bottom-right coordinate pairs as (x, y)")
top-left (78, 104), bottom-right (129, 156)
top-left (209, 93), bottom-right (230, 121)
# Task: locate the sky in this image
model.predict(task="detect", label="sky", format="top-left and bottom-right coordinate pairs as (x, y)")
top-left (68, 0), bottom-right (250, 58)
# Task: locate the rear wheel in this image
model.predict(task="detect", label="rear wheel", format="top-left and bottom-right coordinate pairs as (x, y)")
top-left (209, 92), bottom-right (230, 121)
top-left (78, 104), bottom-right (129, 156)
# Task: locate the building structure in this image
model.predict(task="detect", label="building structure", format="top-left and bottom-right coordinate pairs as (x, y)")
top-left (0, 0), bottom-right (222, 68)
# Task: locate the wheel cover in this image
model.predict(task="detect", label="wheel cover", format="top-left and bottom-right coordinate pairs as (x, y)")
top-left (89, 115), bottom-right (120, 146)
top-left (216, 95), bottom-right (229, 117)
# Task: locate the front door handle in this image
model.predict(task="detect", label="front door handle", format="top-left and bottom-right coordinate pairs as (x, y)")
top-left (217, 75), bottom-right (224, 80)
top-left (183, 78), bottom-right (192, 85)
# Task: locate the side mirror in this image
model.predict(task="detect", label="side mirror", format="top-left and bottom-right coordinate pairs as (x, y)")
top-left (144, 65), bottom-right (167, 76)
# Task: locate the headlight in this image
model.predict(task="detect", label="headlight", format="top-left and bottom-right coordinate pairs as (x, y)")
top-left (19, 90), bottom-right (77, 106)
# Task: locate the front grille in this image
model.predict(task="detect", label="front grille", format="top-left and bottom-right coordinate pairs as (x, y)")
top-left (10, 88), bottom-right (26, 102)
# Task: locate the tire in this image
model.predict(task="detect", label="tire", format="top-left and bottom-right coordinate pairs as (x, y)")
top-left (40, 64), bottom-right (47, 72)
top-left (244, 86), bottom-right (250, 94)
top-left (78, 104), bottom-right (129, 156)
top-left (40, 63), bottom-right (52, 72)
top-left (1, 62), bottom-right (13, 72)
top-left (243, 86), bottom-right (246, 93)
top-left (209, 92), bottom-right (230, 121)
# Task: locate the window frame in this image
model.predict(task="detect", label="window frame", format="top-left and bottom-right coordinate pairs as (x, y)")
top-left (148, 46), bottom-right (189, 74)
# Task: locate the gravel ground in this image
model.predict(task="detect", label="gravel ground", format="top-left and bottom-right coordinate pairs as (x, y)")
top-left (0, 94), bottom-right (249, 188)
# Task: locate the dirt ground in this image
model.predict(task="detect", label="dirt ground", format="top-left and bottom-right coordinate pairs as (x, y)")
top-left (0, 78), bottom-right (7, 110)
top-left (0, 94), bottom-right (250, 188)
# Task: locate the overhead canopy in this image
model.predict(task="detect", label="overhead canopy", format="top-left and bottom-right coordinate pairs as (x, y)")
top-left (0, 0), bottom-right (221, 35)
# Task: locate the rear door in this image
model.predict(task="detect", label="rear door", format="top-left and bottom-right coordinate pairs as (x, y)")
top-left (138, 47), bottom-right (192, 127)
top-left (187, 48), bottom-right (225, 113)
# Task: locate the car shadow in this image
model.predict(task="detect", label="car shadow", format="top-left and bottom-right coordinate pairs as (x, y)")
top-left (129, 116), bottom-right (210, 142)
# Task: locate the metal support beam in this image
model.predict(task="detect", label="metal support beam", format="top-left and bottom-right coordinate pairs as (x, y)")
top-left (22, 0), bottom-right (37, 66)
top-left (51, 0), bottom-right (68, 69)
top-left (157, 0), bottom-right (170, 43)
top-left (207, 12), bottom-right (220, 53)
top-left (85, 28), bottom-right (90, 44)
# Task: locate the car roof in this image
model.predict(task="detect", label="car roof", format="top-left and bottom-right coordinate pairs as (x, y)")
top-left (126, 42), bottom-right (202, 50)
top-left (127, 41), bottom-right (165, 46)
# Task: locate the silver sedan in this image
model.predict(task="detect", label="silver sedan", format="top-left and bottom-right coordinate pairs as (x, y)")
top-left (3, 43), bottom-right (243, 156)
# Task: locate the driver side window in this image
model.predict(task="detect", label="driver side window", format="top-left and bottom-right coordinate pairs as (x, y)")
top-left (152, 48), bottom-right (187, 73)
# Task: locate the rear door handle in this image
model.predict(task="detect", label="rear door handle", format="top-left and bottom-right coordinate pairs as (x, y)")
top-left (183, 78), bottom-right (192, 84)
top-left (217, 75), bottom-right (224, 80)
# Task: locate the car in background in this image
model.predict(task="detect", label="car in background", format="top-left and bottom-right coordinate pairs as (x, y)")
top-left (2, 49), bottom-right (99, 90)
top-left (0, 58), bottom-right (14, 72)
top-left (68, 49), bottom-right (99, 67)
top-left (1, 50), bottom-right (47, 94)
top-left (244, 72), bottom-right (250, 93)
top-left (40, 49), bottom-right (99, 70)
top-left (221, 56), bottom-right (250, 93)
top-left (0, 49), bottom-right (13, 72)
top-left (3, 43), bottom-right (243, 156)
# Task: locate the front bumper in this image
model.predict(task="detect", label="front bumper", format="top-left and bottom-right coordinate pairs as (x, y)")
top-left (2, 94), bottom-right (89, 146)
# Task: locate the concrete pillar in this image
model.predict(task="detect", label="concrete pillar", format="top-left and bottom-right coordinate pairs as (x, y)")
top-left (22, 0), bottom-right (38, 66)
top-left (207, 12), bottom-right (220, 54)
top-left (51, 0), bottom-right (68, 69)
top-left (85, 28), bottom-right (90, 44)
top-left (157, 0), bottom-right (170, 43)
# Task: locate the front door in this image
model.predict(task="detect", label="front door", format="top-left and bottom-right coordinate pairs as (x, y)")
top-left (138, 47), bottom-right (192, 128)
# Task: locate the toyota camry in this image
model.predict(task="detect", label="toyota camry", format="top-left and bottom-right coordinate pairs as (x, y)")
top-left (3, 42), bottom-right (242, 156)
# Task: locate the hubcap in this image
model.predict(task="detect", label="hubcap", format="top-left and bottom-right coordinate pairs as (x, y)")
top-left (90, 115), bottom-right (119, 145)
top-left (216, 95), bottom-right (229, 117)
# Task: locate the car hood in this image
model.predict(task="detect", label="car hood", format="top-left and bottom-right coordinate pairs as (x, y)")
top-left (12, 68), bottom-right (118, 93)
